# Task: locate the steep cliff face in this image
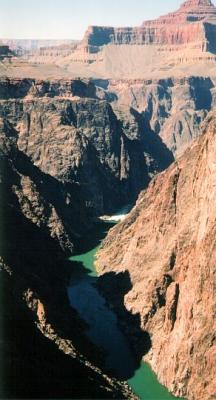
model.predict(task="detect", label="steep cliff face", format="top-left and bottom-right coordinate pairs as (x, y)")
top-left (107, 76), bottom-right (215, 156)
top-left (0, 77), bottom-right (97, 99)
top-left (96, 113), bottom-right (216, 400)
top-left (1, 75), bottom-right (215, 216)
top-left (1, 76), bottom-right (215, 214)
top-left (0, 117), bottom-right (90, 253)
top-left (0, 78), bottom-right (174, 215)
top-left (0, 116), bottom-right (135, 399)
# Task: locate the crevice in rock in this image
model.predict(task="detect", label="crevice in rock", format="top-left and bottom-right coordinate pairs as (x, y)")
top-left (169, 251), bottom-right (177, 271)
top-left (165, 283), bottom-right (180, 332)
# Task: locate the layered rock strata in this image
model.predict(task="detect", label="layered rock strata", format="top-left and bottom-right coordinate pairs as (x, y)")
top-left (0, 77), bottom-right (174, 215)
top-left (20, 1), bottom-right (216, 80)
top-left (0, 117), bottom-right (90, 253)
top-left (106, 76), bottom-right (215, 156)
top-left (1, 76), bottom-right (215, 217)
top-left (96, 113), bottom-right (216, 400)
top-left (81, 0), bottom-right (216, 50)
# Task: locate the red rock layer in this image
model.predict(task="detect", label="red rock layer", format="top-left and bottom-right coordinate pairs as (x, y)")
top-left (81, 0), bottom-right (216, 51)
top-left (96, 113), bottom-right (216, 400)
top-left (144, 0), bottom-right (216, 25)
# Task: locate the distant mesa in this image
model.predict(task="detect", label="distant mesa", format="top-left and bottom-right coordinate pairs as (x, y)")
top-left (81, 0), bottom-right (216, 51)
top-left (2, 0), bottom-right (216, 79)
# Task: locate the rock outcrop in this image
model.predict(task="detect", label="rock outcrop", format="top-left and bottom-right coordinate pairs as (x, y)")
top-left (0, 117), bottom-right (91, 253)
top-left (96, 113), bottom-right (216, 400)
top-left (0, 76), bottom-right (98, 99)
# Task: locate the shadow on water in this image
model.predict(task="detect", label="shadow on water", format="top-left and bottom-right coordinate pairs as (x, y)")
top-left (67, 221), bottom-right (184, 399)
top-left (74, 220), bottom-right (115, 255)
top-left (67, 220), bottom-right (151, 381)
top-left (97, 271), bottom-right (152, 360)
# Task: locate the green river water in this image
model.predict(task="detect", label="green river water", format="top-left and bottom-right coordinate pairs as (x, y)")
top-left (68, 221), bottom-right (183, 400)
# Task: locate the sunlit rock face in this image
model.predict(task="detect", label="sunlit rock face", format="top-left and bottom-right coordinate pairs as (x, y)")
top-left (96, 113), bottom-right (216, 400)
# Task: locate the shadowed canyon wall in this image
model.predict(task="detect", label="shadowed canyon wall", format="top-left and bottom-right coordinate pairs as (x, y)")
top-left (0, 111), bottom-right (135, 399)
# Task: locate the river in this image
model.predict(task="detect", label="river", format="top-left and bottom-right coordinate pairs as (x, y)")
top-left (67, 217), bottom-right (183, 400)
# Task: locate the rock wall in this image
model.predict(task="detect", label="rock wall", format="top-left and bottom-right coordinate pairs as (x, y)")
top-left (0, 117), bottom-right (91, 253)
top-left (0, 78), bottom-right (174, 215)
top-left (0, 77), bottom-right (97, 100)
top-left (107, 76), bottom-right (215, 156)
top-left (1, 76), bottom-right (215, 216)
top-left (96, 113), bottom-right (216, 400)
top-left (2, 75), bottom-right (215, 217)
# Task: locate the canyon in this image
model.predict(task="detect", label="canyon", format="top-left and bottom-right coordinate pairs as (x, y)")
top-left (0, 0), bottom-right (216, 399)
top-left (0, 106), bottom-right (136, 399)
top-left (0, 75), bottom-right (215, 217)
